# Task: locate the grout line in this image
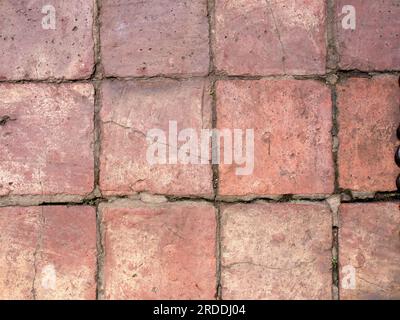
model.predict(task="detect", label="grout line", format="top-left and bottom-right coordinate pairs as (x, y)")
top-left (93, 80), bottom-right (102, 198)
top-left (332, 226), bottom-right (340, 300)
top-left (326, 0), bottom-right (339, 72)
top-left (95, 203), bottom-right (105, 300)
top-left (0, 192), bottom-right (399, 208)
top-left (93, 0), bottom-right (104, 301)
top-left (207, 0), bottom-right (221, 300)
top-left (331, 82), bottom-right (340, 193)
top-left (207, 0), bottom-right (216, 76)
top-left (327, 194), bottom-right (341, 300)
top-left (211, 77), bottom-right (218, 198)
top-left (92, 0), bottom-right (103, 199)
top-left (215, 203), bottom-right (222, 300)
top-left (1, 70), bottom-right (399, 84)
top-left (93, 0), bottom-right (103, 80)
top-left (326, 0), bottom-right (340, 300)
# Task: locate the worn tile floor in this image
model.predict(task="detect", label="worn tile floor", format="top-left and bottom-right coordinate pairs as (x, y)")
top-left (0, 0), bottom-right (399, 300)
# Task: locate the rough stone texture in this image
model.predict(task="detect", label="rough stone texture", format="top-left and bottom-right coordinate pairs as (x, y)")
top-left (0, 0), bottom-right (399, 302)
top-left (101, 200), bottom-right (216, 300)
top-left (214, 0), bottom-right (326, 75)
top-left (99, 79), bottom-right (213, 197)
top-left (0, 0), bottom-right (94, 80)
top-left (0, 207), bottom-right (37, 299)
top-left (0, 83), bottom-right (94, 196)
top-left (0, 206), bottom-right (97, 300)
top-left (217, 79), bottom-right (334, 196)
top-left (100, 0), bottom-right (209, 77)
top-left (337, 76), bottom-right (400, 192)
top-left (336, 0), bottom-right (400, 71)
top-left (339, 203), bottom-right (400, 300)
top-left (221, 202), bottom-right (332, 300)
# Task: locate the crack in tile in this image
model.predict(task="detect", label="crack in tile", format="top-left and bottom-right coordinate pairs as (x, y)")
top-left (31, 208), bottom-right (45, 300)
top-left (264, 0), bottom-right (286, 73)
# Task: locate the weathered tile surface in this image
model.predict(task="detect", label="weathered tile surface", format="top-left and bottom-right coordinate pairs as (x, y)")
top-left (101, 0), bottom-right (210, 77)
top-left (0, 0), bottom-right (94, 80)
top-left (101, 201), bottom-right (216, 300)
top-left (0, 83), bottom-right (94, 196)
top-left (339, 203), bottom-right (400, 300)
top-left (0, 206), bottom-right (97, 300)
top-left (221, 202), bottom-right (332, 299)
